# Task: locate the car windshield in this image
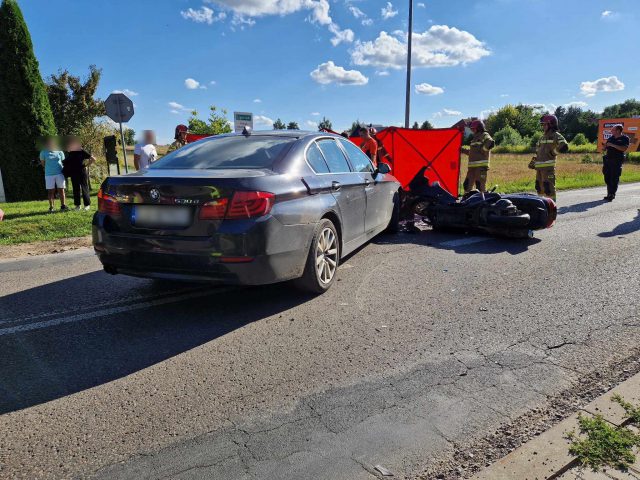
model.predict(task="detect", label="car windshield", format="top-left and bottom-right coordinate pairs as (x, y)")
top-left (150, 135), bottom-right (297, 170)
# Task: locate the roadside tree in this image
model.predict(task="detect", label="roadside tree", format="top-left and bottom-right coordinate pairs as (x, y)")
top-left (0, 0), bottom-right (57, 200)
top-left (188, 106), bottom-right (232, 135)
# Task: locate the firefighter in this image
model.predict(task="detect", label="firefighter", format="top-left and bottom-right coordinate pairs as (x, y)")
top-left (461, 120), bottom-right (495, 193)
top-left (167, 124), bottom-right (189, 153)
top-left (528, 114), bottom-right (569, 202)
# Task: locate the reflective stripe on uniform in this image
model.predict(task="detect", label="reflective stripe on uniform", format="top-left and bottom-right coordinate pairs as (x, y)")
top-left (468, 160), bottom-right (489, 167)
top-left (535, 161), bottom-right (556, 168)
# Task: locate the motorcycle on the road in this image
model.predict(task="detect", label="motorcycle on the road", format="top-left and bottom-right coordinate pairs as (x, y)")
top-left (402, 167), bottom-right (557, 239)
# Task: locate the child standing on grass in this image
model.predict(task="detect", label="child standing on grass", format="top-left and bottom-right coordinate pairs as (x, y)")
top-left (39, 137), bottom-right (69, 213)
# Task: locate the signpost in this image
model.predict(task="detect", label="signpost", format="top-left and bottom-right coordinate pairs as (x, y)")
top-left (105, 93), bottom-right (135, 173)
top-left (234, 112), bottom-right (253, 133)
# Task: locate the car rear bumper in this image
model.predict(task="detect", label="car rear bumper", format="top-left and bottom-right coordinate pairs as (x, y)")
top-left (92, 214), bottom-right (315, 285)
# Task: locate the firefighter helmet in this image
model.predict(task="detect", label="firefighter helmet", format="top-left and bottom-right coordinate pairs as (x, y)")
top-left (174, 124), bottom-right (188, 139)
top-left (469, 120), bottom-right (485, 131)
top-left (540, 114), bottom-right (558, 129)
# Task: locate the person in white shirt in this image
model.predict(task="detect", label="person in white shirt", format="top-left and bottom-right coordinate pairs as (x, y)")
top-left (133, 130), bottom-right (158, 170)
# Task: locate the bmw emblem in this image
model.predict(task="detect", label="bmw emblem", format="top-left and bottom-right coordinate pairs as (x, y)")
top-left (149, 188), bottom-right (160, 201)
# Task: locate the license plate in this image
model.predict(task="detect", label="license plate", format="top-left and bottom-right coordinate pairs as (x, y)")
top-left (132, 205), bottom-right (192, 228)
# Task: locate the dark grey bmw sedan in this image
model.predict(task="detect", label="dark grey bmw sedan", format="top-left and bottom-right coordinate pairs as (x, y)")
top-left (93, 130), bottom-right (401, 292)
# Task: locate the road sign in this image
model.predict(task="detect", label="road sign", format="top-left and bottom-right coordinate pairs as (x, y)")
top-left (105, 93), bottom-right (134, 123)
top-left (234, 112), bottom-right (253, 133)
top-left (105, 93), bottom-right (134, 173)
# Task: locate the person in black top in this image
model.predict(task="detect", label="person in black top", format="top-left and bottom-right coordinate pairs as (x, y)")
top-left (63, 137), bottom-right (96, 210)
top-left (602, 125), bottom-right (630, 201)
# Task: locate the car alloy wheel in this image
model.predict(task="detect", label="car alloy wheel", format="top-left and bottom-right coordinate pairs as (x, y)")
top-left (315, 227), bottom-right (338, 284)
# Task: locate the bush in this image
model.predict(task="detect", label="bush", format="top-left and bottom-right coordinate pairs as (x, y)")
top-left (493, 145), bottom-right (533, 154)
top-left (570, 143), bottom-right (598, 153)
top-left (571, 133), bottom-right (588, 146)
top-left (627, 152), bottom-right (640, 164)
top-left (529, 131), bottom-right (543, 149)
top-left (494, 125), bottom-right (526, 147)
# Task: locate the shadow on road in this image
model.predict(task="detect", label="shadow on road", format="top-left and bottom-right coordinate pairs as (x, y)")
top-left (0, 273), bottom-right (315, 414)
top-left (558, 199), bottom-right (606, 215)
top-left (375, 230), bottom-right (540, 255)
top-left (598, 209), bottom-right (640, 238)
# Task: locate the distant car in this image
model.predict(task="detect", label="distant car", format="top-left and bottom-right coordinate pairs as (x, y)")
top-left (93, 131), bottom-right (401, 293)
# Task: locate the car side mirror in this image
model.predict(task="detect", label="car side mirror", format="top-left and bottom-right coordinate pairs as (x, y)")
top-left (376, 163), bottom-right (391, 175)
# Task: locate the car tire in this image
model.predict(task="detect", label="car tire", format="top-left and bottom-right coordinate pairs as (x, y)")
top-left (294, 219), bottom-right (340, 294)
top-left (385, 191), bottom-right (401, 233)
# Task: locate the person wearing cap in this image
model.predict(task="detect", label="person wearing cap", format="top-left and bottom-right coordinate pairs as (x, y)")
top-left (359, 127), bottom-right (378, 166)
top-left (602, 124), bottom-right (629, 201)
top-left (461, 119), bottom-right (495, 193)
top-left (168, 124), bottom-right (189, 153)
top-left (528, 114), bottom-right (569, 202)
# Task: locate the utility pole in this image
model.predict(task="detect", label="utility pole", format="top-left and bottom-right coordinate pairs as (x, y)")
top-left (404, 0), bottom-right (413, 128)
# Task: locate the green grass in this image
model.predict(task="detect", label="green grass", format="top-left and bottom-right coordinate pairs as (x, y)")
top-left (567, 395), bottom-right (640, 473)
top-left (0, 192), bottom-right (97, 245)
top-left (468, 153), bottom-right (640, 194)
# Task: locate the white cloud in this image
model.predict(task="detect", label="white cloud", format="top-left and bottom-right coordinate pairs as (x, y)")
top-left (415, 83), bottom-right (444, 95)
top-left (181, 6), bottom-right (226, 24)
top-left (328, 24), bottom-right (354, 46)
top-left (168, 101), bottom-right (192, 113)
top-left (311, 112), bottom-right (321, 116)
top-left (310, 61), bottom-right (368, 86)
top-left (417, 2), bottom-right (426, 7)
top-left (209, 80), bottom-right (217, 86)
top-left (351, 26), bottom-right (490, 69)
top-left (500, 93), bottom-right (509, 98)
top-left (381, 2), bottom-right (398, 19)
top-left (433, 108), bottom-right (462, 118)
top-left (112, 89), bottom-right (138, 97)
top-left (349, 5), bottom-right (372, 26)
top-left (254, 115), bottom-right (274, 128)
top-left (601, 10), bottom-right (612, 17)
top-left (565, 101), bottom-right (588, 108)
top-left (349, 5), bottom-right (365, 19)
top-left (253, 98), bottom-right (262, 103)
top-left (580, 76), bottom-right (624, 97)
top-left (207, 0), bottom-right (351, 46)
top-left (376, 70), bottom-right (390, 76)
top-left (184, 78), bottom-right (201, 89)
top-left (305, 120), bottom-right (318, 129)
top-left (480, 107), bottom-right (497, 120)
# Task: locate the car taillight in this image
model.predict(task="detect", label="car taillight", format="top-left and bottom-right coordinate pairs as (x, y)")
top-left (97, 188), bottom-right (121, 217)
top-left (199, 198), bottom-right (229, 220)
top-left (227, 191), bottom-right (274, 219)
top-left (544, 197), bottom-right (557, 228)
top-left (200, 191), bottom-right (274, 220)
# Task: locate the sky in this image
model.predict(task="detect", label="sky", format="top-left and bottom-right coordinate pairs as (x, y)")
top-left (20, 0), bottom-right (640, 144)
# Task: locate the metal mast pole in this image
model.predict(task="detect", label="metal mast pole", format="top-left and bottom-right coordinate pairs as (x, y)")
top-left (404, 0), bottom-right (413, 128)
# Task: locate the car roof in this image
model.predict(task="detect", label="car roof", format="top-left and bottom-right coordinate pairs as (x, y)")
top-left (217, 130), bottom-right (340, 139)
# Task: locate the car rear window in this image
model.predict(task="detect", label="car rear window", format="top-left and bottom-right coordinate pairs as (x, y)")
top-left (149, 135), bottom-right (297, 170)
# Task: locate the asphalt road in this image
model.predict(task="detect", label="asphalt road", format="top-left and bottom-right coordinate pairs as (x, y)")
top-left (1, 184), bottom-right (639, 480)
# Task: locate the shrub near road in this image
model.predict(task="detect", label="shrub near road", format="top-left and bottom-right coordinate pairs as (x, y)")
top-left (1, 154), bottom-right (640, 247)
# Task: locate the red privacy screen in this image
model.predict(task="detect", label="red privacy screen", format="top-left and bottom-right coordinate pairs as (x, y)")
top-left (355, 127), bottom-right (462, 197)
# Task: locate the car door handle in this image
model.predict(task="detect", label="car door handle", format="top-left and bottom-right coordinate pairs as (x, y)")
top-left (332, 181), bottom-right (341, 191)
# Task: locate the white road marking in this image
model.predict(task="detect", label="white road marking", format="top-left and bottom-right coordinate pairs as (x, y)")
top-left (439, 237), bottom-right (489, 248)
top-left (0, 286), bottom-right (206, 325)
top-left (0, 287), bottom-right (235, 337)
